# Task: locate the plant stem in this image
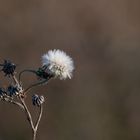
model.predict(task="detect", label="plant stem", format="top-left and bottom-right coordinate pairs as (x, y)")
top-left (12, 75), bottom-right (19, 85)
top-left (32, 105), bottom-right (43, 140)
top-left (18, 69), bottom-right (37, 85)
top-left (23, 79), bottom-right (48, 94)
top-left (10, 100), bottom-right (25, 110)
top-left (33, 130), bottom-right (37, 140)
top-left (20, 97), bottom-right (43, 140)
top-left (20, 97), bottom-right (35, 131)
top-left (2, 98), bottom-right (24, 110)
top-left (10, 74), bottom-right (44, 140)
top-left (35, 105), bottom-right (43, 131)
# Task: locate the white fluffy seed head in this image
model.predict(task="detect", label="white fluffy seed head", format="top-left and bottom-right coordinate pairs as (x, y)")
top-left (42, 50), bottom-right (74, 80)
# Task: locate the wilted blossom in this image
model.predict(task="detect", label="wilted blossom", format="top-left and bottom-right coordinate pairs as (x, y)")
top-left (1, 60), bottom-right (16, 76)
top-left (7, 84), bottom-right (23, 97)
top-left (41, 50), bottom-right (74, 80)
top-left (32, 94), bottom-right (45, 107)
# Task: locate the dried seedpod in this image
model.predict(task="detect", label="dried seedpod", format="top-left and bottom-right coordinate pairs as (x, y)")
top-left (32, 94), bottom-right (45, 107)
top-left (1, 60), bottom-right (16, 76)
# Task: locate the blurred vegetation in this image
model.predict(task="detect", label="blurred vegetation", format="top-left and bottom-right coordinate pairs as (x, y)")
top-left (0, 0), bottom-right (140, 140)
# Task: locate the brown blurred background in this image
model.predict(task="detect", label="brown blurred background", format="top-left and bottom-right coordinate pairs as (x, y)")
top-left (0, 0), bottom-right (140, 140)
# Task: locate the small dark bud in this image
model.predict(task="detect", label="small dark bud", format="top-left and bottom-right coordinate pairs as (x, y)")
top-left (7, 84), bottom-right (22, 97)
top-left (1, 60), bottom-right (16, 76)
top-left (32, 94), bottom-right (45, 107)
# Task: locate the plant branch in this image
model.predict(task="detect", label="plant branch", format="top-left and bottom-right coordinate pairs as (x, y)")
top-left (10, 100), bottom-right (25, 110)
top-left (18, 69), bottom-right (37, 85)
top-left (2, 98), bottom-right (24, 110)
top-left (32, 105), bottom-right (43, 140)
top-left (33, 130), bottom-right (37, 140)
top-left (12, 75), bottom-right (19, 85)
top-left (23, 79), bottom-right (48, 94)
top-left (35, 105), bottom-right (43, 131)
top-left (19, 96), bottom-right (35, 131)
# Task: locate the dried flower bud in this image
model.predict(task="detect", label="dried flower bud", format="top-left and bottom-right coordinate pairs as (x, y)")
top-left (32, 94), bottom-right (45, 107)
top-left (7, 84), bottom-right (22, 97)
top-left (1, 60), bottom-right (16, 76)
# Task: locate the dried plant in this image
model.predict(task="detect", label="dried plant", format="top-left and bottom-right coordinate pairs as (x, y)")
top-left (0, 50), bottom-right (74, 140)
